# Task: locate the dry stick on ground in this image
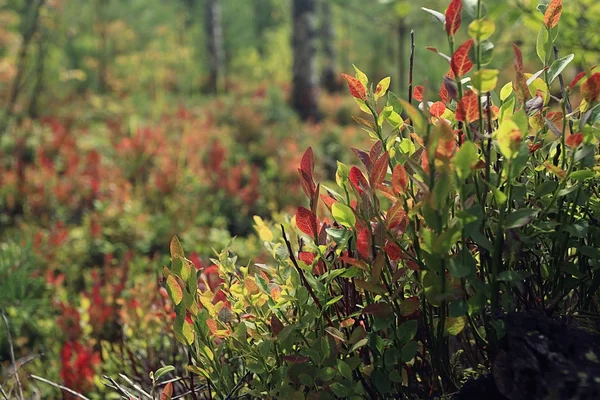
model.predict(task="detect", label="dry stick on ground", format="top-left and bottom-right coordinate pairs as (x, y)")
top-left (2, 311), bottom-right (23, 400)
top-left (29, 375), bottom-right (90, 400)
top-left (0, 0), bottom-right (46, 135)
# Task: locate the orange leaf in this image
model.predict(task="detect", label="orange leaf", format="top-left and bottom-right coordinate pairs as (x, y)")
top-left (566, 133), bottom-right (583, 148)
top-left (413, 85), bottom-right (424, 102)
top-left (320, 193), bottom-right (337, 210)
top-left (445, 0), bottom-right (463, 36)
top-left (451, 39), bottom-right (474, 77)
top-left (544, 0), bottom-right (562, 29)
top-left (392, 164), bottom-right (408, 194)
top-left (430, 101), bottom-right (446, 117)
top-left (456, 90), bottom-right (479, 123)
top-left (296, 206), bottom-right (317, 237)
top-left (582, 73), bottom-right (600, 103)
top-left (161, 382), bottom-right (173, 400)
top-left (342, 73), bottom-right (367, 101)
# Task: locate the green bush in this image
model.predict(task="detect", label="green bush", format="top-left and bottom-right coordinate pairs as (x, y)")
top-left (162, 0), bottom-right (600, 398)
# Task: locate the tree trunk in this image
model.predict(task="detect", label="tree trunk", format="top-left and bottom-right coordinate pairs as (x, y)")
top-left (292, 0), bottom-right (319, 121)
top-left (320, 0), bottom-right (338, 93)
top-left (204, 0), bottom-right (225, 93)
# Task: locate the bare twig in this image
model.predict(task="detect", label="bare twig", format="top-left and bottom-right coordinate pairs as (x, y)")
top-left (2, 311), bottom-right (23, 400)
top-left (280, 225), bottom-right (334, 327)
top-left (0, 384), bottom-right (9, 400)
top-left (408, 30), bottom-right (415, 104)
top-left (117, 374), bottom-right (153, 399)
top-left (30, 374), bottom-right (90, 400)
top-left (102, 375), bottom-right (136, 398)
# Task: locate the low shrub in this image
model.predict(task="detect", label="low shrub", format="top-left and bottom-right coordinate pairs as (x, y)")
top-left (162, 0), bottom-right (600, 398)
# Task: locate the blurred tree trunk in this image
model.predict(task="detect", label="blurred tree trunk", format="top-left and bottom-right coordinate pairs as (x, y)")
top-left (397, 18), bottom-right (407, 95)
top-left (320, 0), bottom-right (339, 93)
top-left (253, 0), bottom-right (273, 57)
top-left (292, 0), bottom-right (319, 121)
top-left (204, 0), bottom-right (225, 93)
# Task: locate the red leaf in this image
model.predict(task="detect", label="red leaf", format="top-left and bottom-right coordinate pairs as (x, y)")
top-left (566, 133), bottom-right (583, 148)
top-left (569, 71), bottom-right (587, 90)
top-left (582, 73), bottom-right (600, 103)
top-left (451, 39), bottom-right (474, 77)
top-left (349, 166), bottom-right (369, 194)
top-left (384, 241), bottom-right (403, 261)
top-left (413, 85), bottom-right (424, 102)
top-left (356, 228), bottom-right (372, 260)
top-left (456, 90), bottom-right (479, 123)
top-left (300, 146), bottom-right (314, 179)
top-left (544, 0), bottom-right (562, 29)
top-left (341, 73), bottom-right (367, 100)
top-left (440, 82), bottom-right (449, 104)
top-left (392, 164), bottom-right (407, 194)
top-left (160, 382), bottom-right (173, 400)
top-left (296, 206), bottom-right (317, 238)
top-left (320, 193), bottom-right (337, 210)
top-left (445, 0), bottom-right (463, 36)
top-left (299, 252), bottom-right (315, 265)
top-left (430, 101), bottom-right (446, 117)
top-left (370, 152), bottom-right (389, 188)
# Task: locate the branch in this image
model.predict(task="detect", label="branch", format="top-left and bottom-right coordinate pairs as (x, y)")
top-left (29, 375), bottom-right (90, 400)
top-left (2, 311), bottom-right (23, 400)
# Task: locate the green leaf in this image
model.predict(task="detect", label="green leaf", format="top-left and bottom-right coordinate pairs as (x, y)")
top-left (396, 320), bottom-right (418, 343)
top-left (421, 7), bottom-right (445, 24)
top-left (472, 69), bottom-right (499, 92)
top-left (332, 203), bottom-right (356, 228)
top-left (547, 54), bottom-right (574, 85)
top-left (445, 317), bottom-right (467, 336)
top-left (570, 170), bottom-right (594, 181)
top-left (498, 270), bottom-right (531, 282)
top-left (337, 360), bottom-right (354, 381)
top-left (350, 338), bottom-right (368, 353)
top-left (500, 82), bottom-right (513, 101)
top-left (454, 142), bottom-right (479, 180)
top-left (495, 118), bottom-right (521, 160)
top-left (166, 275), bottom-right (183, 305)
top-left (400, 341), bottom-right (418, 363)
top-left (153, 365), bottom-right (175, 381)
top-left (468, 19), bottom-right (495, 41)
top-left (536, 25), bottom-right (550, 65)
top-left (505, 209), bottom-right (540, 229)
top-left (336, 161), bottom-right (350, 188)
top-left (399, 98), bottom-right (425, 135)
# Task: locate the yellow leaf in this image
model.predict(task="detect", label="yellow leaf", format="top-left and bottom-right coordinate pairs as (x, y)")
top-left (374, 77), bottom-right (391, 100)
top-left (472, 69), bottom-right (499, 93)
top-left (353, 64), bottom-right (368, 87)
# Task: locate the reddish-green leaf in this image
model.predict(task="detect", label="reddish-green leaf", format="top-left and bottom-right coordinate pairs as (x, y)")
top-left (161, 382), bottom-right (173, 400)
top-left (445, 0), bottom-right (463, 36)
top-left (270, 314), bottom-right (284, 336)
top-left (582, 73), bottom-right (600, 103)
top-left (320, 193), bottom-right (337, 210)
top-left (170, 236), bottom-right (185, 259)
top-left (392, 164), bottom-right (408, 194)
top-left (362, 303), bottom-right (393, 317)
top-left (456, 90), bottom-right (479, 123)
top-left (342, 73), bottom-right (367, 100)
top-left (544, 0), bottom-right (562, 29)
top-left (386, 202), bottom-right (406, 231)
top-left (451, 39), bottom-right (474, 77)
top-left (298, 147), bottom-right (316, 198)
top-left (513, 43), bottom-right (524, 73)
top-left (370, 152), bottom-right (389, 188)
top-left (296, 206), bottom-right (317, 238)
top-left (399, 296), bottom-right (419, 316)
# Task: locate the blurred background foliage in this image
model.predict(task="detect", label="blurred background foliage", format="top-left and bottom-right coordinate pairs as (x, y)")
top-left (1, 0), bottom-right (600, 397)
